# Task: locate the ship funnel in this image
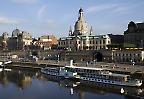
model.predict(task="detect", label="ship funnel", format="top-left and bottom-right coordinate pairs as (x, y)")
top-left (70, 60), bottom-right (73, 66)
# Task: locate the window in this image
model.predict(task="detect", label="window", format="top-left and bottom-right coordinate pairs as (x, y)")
top-left (96, 41), bottom-right (97, 44)
top-left (100, 46), bottom-right (101, 49)
top-left (93, 40), bottom-right (95, 44)
top-left (100, 40), bottom-right (101, 44)
top-left (103, 46), bottom-right (105, 49)
top-left (138, 54), bottom-right (140, 57)
top-left (103, 40), bottom-right (105, 44)
top-left (95, 46), bottom-right (97, 50)
top-left (83, 41), bottom-right (85, 44)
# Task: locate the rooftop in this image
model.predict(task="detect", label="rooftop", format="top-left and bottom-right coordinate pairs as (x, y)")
top-left (65, 65), bottom-right (105, 71)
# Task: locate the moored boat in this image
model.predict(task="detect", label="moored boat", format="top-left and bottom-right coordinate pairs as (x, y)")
top-left (41, 67), bottom-right (80, 79)
top-left (65, 65), bottom-right (142, 87)
top-left (41, 60), bottom-right (142, 87)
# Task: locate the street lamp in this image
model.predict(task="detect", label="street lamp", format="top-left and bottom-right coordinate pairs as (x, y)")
top-left (57, 55), bottom-right (60, 62)
top-left (93, 59), bottom-right (96, 66)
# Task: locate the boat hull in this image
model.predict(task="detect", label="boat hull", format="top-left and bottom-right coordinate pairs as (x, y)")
top-left (41, 66), bottom-right (142, 87)
top-left (80, 77), bottom-right (142, 87)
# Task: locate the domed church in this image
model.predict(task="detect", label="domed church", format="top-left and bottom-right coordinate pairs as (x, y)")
top-left (59, 8), bottom-right (94, 51)
top-left (58, 8), bottom-right (112, 51)
top-left (72, 8), bottom-right (89, 36)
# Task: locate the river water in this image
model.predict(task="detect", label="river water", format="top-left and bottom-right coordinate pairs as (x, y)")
top-left (0, 69), bottom-right (143, 99)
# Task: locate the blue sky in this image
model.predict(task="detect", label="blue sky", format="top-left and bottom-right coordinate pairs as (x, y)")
top-left (0, 0), bottom-right (144, 38)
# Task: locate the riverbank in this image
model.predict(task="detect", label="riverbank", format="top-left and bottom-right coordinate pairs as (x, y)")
top-left (3, 60), bottom-right (144, 79)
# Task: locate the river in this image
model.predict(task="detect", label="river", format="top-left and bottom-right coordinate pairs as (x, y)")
top-left (0, 69), bottom-right (143, 99)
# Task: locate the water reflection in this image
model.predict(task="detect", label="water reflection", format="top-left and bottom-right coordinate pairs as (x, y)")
top-left (0, 69), bottom-right (143, 99)
top-left (0, 70), bottom-right (33, 90)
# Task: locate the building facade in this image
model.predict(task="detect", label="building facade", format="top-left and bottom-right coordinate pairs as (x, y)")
top-left (58, 8), bottom-right (93, 51)
top-left (36, 35), bottom-right (58, 50)
top-left (112, 49), bottom-right (144, 64)
top-left (0, 32), bottom-right (9, 50)
top-left (8, 29), bottom-right (32, 50)
top-left (58, 8), bottom-right (123, 51)
top-left (124, 21), bottom-right (144, 48)
top-left (59, 35), bottom-right (112, 51)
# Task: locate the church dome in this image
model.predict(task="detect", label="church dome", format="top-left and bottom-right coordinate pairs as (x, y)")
top-left (73, 8), bottom-right (89, 35)
top-left (75, 20), bottom-right (88, 31)
top-left (75, 21), bottom-right (81, 31)
top-left (12, 29), bottom-right (21, 37)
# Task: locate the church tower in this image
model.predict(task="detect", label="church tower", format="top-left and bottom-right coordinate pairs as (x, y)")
top-left (90, 26), bottom-right (93, 35)
top-left (73, 8), bottom-right (89, 36)
top-left (69, 26), bottom-right (73, 36)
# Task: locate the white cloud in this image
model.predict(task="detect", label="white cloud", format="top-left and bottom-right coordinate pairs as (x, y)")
top-left (37, 5), bottom-right (48, 20)
top-left (86, 4), bottom-right (118, 13)
top-left (0, 17), bottom-right (20, 24)
top-left (12, 0), bottom-right (38, 4)
top-left (112, 6), bottom-right (129, 14)
top-left (86, 4), bottom-right (130, 14)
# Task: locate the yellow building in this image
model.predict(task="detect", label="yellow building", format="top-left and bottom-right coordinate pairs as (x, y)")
top-left (36, 35), bottom-right (58, 50)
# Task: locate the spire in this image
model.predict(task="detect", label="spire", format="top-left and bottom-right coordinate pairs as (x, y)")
top-left (78, 8), bottom-right (84, 21)
top-left (79, 7), bottom-right (83, 13)
top-left (90, 26), bottom-right (93, 35)
top-left (69, 25), bottom-right (73, 36)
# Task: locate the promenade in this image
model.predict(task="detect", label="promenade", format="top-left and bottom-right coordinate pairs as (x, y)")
top-left (6, 60), bottom-right (144, 75)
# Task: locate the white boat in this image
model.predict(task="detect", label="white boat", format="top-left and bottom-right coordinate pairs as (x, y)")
top-left (64, 65), bottom-right (142, 87)
top-left (0, 60), bottom-right (12, 67)
top-left (41, 60), bottom-right (142, 87)
top-left (4, 61), bottom-right (12, 65)
top-left (41, 67), bottom-right (80, 79)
